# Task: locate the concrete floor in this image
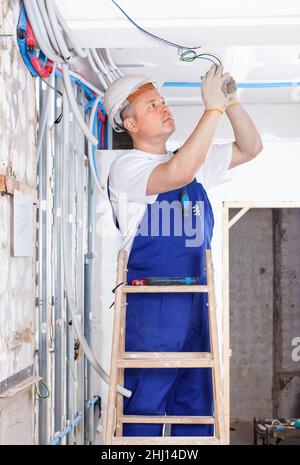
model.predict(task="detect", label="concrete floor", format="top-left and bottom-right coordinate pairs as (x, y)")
top-left (230, 421), bottom-right (300, 445)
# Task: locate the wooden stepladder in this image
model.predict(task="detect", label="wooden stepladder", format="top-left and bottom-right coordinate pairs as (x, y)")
top-left (105, 249), bottom-right (225, 445)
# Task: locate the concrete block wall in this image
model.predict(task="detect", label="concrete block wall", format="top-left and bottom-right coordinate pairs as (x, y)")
top-left (277, 209), bottom-right (300, 418)
top-left (229, 208), bottom-right (274, 420)
top-left (229, 208), bottom-right (300, 422)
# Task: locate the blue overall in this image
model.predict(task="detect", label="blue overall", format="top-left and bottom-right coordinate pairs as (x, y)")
top-left (109, 176), bottom-right (214, 437)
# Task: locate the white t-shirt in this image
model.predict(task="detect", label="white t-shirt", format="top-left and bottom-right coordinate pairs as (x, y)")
top-left (108, 143), bottom-right (233, 254)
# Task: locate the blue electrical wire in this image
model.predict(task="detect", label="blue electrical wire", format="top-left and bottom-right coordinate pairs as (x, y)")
top-left (16, 4), bottom-right (39, 77)
top-left (110, 0), bottom-right (202, 51)
top-left (54, 69), bottom-right (96, 101)
top-left (92, 107), bottom-right (100, 179)
top-left (163, 81), bottom-right (300, 88)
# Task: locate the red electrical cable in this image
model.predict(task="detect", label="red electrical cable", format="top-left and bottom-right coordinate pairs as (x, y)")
top-left (97, 108), bottom-right (106, 149)
top-left (26, 20), bottom-right (54, 78)
top-left (101, 117), bottom-right (106, 149)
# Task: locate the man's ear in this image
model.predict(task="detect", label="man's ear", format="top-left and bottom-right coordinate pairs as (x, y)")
top-left (123, 117), bottom-right (137, 134)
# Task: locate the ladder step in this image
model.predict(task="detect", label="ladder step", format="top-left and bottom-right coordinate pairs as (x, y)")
top-left (119, 415), bottom-right (215, 424)
top-left (123, 285), bottom-right (208, 294)
top-left (105, 249), bottom-right (226, 445)
top-left (111, 436), bottom-right (221, 445)
top-left (123, 351), bottom-right (212, 359)
top-left (117, 352), bottom-right (214, 368)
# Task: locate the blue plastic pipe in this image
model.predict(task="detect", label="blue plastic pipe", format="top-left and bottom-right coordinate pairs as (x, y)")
top-left (51, 395), bottom-right (100, 445)
top-left (163, 81), bottom-right (300, 88)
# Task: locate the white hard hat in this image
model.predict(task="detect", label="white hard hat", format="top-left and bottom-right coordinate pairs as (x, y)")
top-left (103, 74), bottom-right (158, 132)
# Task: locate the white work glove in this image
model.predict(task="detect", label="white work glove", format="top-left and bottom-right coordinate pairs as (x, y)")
top-left (226, 76), bottom-right (239, 108)
top-left (201, 64), bottom-right (231, 114)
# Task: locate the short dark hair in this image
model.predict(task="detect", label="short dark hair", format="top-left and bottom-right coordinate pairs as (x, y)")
top-left (120, 103), bottom-right (136, 139)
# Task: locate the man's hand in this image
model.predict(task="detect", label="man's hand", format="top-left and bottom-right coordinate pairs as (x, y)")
top-left (201, 64), bottom-right (231, 113)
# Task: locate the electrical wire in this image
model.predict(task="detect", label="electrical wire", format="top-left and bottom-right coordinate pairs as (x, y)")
top-left (26, 21), bottom-right (54, 78)
top-left (61, 63), bottom-right (98, 145)
top-left (110, 0), bottom-right (202, 51)
top-left (104, 47), bottom-right (124, 78)
top-left (23, 0), bottom-right (64, 63)
top-left (36, 0), bottom-right (60, 53)
top-left (179, 50), bottom-right (222, 66)
top-left (96, 48), bottom-right (115, 83)
top-left (110, 0), bottom-right (223, 66)
top-left (87, 50), bottom-right (109, 90)
top-left (17, 4), bottom-right (39, 77)
top-left (88, 96), bottom-right (103, 192)
top-left (46, 0), bottom-right (74, 62)
top-left (22, 0), bottom-right (124, 146)
top-left (51, 0), bottom-right (88, 59)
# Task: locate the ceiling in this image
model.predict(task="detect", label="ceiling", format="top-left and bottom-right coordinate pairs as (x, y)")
top-left (109, 45), bottom-right (300, 105)
top-left (62, 0), bottom-right (300, 104)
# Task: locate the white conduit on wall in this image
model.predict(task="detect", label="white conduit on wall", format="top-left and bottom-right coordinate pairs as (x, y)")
top-left (61, 86), bottom-right (131, 399)
top-left (24, 0), bottom-right (123, 146)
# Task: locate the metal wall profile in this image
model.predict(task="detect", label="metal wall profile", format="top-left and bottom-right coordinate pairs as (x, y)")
top-left (0, 365), bottom-right (35, 397)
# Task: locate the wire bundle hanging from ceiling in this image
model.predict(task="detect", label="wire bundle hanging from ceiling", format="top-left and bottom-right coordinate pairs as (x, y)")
top-left (19, 0), bottom-right (124, 147)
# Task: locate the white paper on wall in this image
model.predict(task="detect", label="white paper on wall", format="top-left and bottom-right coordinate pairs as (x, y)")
top-left (13, 190), bottom-right (33, 257)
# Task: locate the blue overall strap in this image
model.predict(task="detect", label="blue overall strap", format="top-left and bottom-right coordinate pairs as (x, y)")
top-left (107, 177), bottom-right (120, 231)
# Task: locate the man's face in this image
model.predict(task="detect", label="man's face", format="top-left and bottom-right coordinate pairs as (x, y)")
top-left (125, 88), bottom-right (176, 139)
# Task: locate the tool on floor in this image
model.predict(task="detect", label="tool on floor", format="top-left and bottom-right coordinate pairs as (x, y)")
top-left (253, 417), bottom-right (300, 445)
top-left (105, 248), bottom-right (226, 445)
top-left (131, 277), bottom-right (200, 286)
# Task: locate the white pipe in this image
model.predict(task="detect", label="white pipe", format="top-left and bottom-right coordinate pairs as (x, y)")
top-left (24, 0), bottom-right (63, 63)
top-left (36, 0), bottom-right (60, 53)
top-left (104, 48), bottom-right (124, 78)
top-left (88, 97), bottom-right (106, 194)
top-left (87, 51), bottom-right (108, 90)
top-left (68, 67), bottom-right (104, 96)
top-left (90, 49), bottom-right (112, 84)
top-left (37, 69), bottom-right (57, 164)
top-left (54, 1), bottom-right (88, 59)
top-left (99, 48), bottom-right (118, 80)
top-left (61, 64), bottom-right (98, 145)
top-left (95, 49), bottom-right (115, 84)
top-left (46, 0), bottom-right (73, 61)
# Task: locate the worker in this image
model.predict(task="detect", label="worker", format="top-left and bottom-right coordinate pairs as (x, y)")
top-left (103, 64), bottom-right (263, 437)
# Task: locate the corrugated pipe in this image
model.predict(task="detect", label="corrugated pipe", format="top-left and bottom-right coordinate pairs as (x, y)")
top-left (163, 81), bottom-right (300, 88)
top-left (51, 395), bottom-right (101, 445)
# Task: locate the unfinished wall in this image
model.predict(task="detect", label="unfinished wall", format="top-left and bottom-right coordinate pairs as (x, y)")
top-left (229, 208), bottom-right (274, 421)
top-left (276, 209), bottom-right (300, 418)
top-left (229, 208), bottom-right (300, 422)
top-left (0, 0), bottom-right (37, 444)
